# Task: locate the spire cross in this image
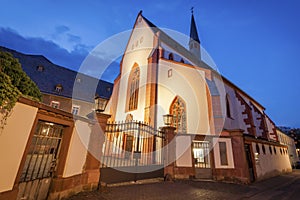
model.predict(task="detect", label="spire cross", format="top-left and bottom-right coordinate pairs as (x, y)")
top-left (191, 7), bottom-right (194, 14)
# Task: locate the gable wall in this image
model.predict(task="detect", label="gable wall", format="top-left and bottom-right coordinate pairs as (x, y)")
top-left (114, 16), bottom-right (156, 122)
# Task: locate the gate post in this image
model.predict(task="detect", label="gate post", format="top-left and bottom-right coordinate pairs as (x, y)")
top-left (84, 112), bottom-right (111, 189)
top-left (161, 126), bottom-right (176, 180)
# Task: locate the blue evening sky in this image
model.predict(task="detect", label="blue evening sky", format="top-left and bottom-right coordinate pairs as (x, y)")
top-left (0, 0), bottom-right (299, 127)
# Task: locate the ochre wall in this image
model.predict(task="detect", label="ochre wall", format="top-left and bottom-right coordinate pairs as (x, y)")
top-left (252, 142), bottom-right (291, 180)
top-left (0, 102), bottom-right (38, 192)
top-left (63, 120), bottom-right (91, 177)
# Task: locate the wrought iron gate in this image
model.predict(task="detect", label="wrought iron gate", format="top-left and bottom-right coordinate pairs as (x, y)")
top-left (100, 121), bottom-right (164, 184)
top-left (17, 121), bottom-right (64, 200)
top-left (193, 141), bottom-right (212, 179)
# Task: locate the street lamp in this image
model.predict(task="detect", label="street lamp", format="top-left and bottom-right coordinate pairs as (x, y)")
top-left (94, 96), bottom-right (108, 112)
top-left (163, 114), bottom-right (173, 126)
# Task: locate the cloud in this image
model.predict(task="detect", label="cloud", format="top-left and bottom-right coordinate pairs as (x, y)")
top-left (67, 33), bottom-right (81, 43)
top-left (0, 27), bottom-right (120, 82)
top-left (0, 27), bottom-right (86, 70)
top-left (55, 25), bottom-right (70, 34)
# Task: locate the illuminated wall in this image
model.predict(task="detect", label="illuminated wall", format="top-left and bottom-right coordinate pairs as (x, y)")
top-left (0, 102), bottom-right (38, 192)
top-left (114, 15), bottom-right (155, 122)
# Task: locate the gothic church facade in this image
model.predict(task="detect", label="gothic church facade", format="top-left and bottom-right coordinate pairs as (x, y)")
top-left (106, 11), bottom-right (291, 182)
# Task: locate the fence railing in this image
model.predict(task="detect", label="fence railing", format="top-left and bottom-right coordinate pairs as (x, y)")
top-left (101, 121), bottom-right (164, 168)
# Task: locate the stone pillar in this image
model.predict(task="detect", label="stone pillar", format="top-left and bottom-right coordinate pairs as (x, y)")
top-left (84, 112), bottom-right (111, 189)
top-left (229, 129), bottom-right (251, 183)
top-left (161, 126), bottom-right (176, 180)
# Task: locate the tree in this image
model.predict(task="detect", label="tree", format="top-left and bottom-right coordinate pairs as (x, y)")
top-left (0, 51), bottom-right (42, 100)
top-left (0, 51), bottom-right (42, 130)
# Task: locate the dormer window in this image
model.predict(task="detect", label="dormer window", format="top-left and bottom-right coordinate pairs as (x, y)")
top-left (168, 53), bottom-right (174, 60)
top-left (55, 84), bottom-right (63, 93)
top-left (50, 101), bottom-right (60, 109)
top-left (37, 65), bottom-right (44, 72)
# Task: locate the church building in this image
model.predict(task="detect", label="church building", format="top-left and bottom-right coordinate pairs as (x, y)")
top-left (104, 11), bottom-right (291, 183)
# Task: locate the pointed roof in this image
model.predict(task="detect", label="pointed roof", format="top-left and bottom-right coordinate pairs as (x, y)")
top-left (190, 13), bottom-right (200, 43)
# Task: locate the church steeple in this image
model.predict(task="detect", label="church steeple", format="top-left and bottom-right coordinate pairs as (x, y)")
top-left (189, 8), bottom-right (201, 60)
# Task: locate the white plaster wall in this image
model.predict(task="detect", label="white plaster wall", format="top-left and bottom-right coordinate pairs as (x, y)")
top-left (253, 143), bottom-right (291, 179)
top-left (176, 136), bottom-right (192, 167)
top-left (277, 129), bottom-right (299, 166)
top-left (213, 138), bottom-right (235, 169)
top-left (63, 120), bottom-right (91, 177)
top-left (157, 59), bottom-right (210, 134)
top-left (265, 117), bottom-right (277, 141)
top-left (0, 102), bottom-right (38, 192)
top-left (223, 85), bottom-right (249, 132)
top-left (114, 16), bottom-right (155, 122)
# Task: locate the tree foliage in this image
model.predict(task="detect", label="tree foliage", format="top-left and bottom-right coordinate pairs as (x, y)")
top-left (0, 51), bottom-right (42, 131)
top-left (0, 51), bottom-right (42, 100)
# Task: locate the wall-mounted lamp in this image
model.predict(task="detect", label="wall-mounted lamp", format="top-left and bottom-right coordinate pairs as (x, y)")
top-left (163, 114), bottom-right (173, 126)
top-left (95, 96), bottom-right (108, 113)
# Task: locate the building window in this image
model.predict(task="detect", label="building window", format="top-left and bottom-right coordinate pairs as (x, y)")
top-left (269, 146), bottom-right (273, 155)
top-left (193, 141), bottom-right (210, 168)
top-left (71, 105), bottom-right (80, 115)
top-left (168, 69), bottom-right (172, 78)
top-left (126, 114), bottom-right (133, 121)
top-left (50, 101), bottom-right (60, 109)
top-left (280, 148), bottom-right (282, 155)
top-left (170, 96), bottom-right (187, 133)
top-left (127, 63), bottom-right (140, 111)
top-left (168, 53), bottom-right (174, 60)
top-left (219, 142), bottom-right (228, 165)
top-left (262, 144), bottom-right (266, 154)
top-left (226, 94), bottom-right (232, 118)
top-left (256, 143), bottom-right (260, 154)
top-left (274, 146), bottom-right (277, 155)
top-left (37, 65), bottom-right (44, 72)
top-left (180, 58), bottom-right (185, 63)
top-left (55, 84), bottom-right (63, 93)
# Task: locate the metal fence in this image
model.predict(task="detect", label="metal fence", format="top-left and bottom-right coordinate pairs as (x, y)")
top-left (101, 120), bottom-right (164, 168)
top-left (193, 141), bottom-right (211, 168)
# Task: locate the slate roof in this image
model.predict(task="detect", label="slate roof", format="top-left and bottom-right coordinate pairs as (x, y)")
top-left (190, 13), bottom-right (200, 44)
top-left (0, 46), bottom-right (113, 102)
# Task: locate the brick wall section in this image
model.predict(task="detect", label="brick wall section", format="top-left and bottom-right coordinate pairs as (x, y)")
top-left (250, 102), bottom-right (268, 139)
top-left (144, 47), bottom-right (159, 126)
top-left (266, 115), bottom-right (279, 141)
top-left (213, 131), bottom-right (251, 184)
top-left (235, 91), bottom-right (256, 136)
top-left (211, 96), bottom-right (224, 134)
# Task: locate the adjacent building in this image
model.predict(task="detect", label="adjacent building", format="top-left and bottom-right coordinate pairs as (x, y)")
top-left (0, 46), bottom-right (113, 117)
top-left (277, 128), bottom-right (299, 168)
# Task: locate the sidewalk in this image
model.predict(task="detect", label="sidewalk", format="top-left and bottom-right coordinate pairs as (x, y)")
top-left (67, 170), bottom-right (300, 200)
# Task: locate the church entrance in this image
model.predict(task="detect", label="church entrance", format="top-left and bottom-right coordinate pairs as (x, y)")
top-left (193, 141), bottom-right (212, 179)
top-left (100, 121), bottom-right (164, 184)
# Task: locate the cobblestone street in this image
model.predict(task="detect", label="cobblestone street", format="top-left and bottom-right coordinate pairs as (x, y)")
top-left (68, 170), bottom-right (300, 200)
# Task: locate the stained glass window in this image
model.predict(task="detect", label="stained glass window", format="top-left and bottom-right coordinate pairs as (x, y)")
top-left (127, 64), bottom-right (140, 111)
top-left (170, 96), bottom-right (187, 133)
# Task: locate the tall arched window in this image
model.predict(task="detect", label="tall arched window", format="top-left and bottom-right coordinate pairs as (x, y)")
top-left (170, 96), bottom-right (187, 133)
top-left (127, 63), bottom-right (140, 111)
top-left (226, 94), bottom-right (232, 118)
